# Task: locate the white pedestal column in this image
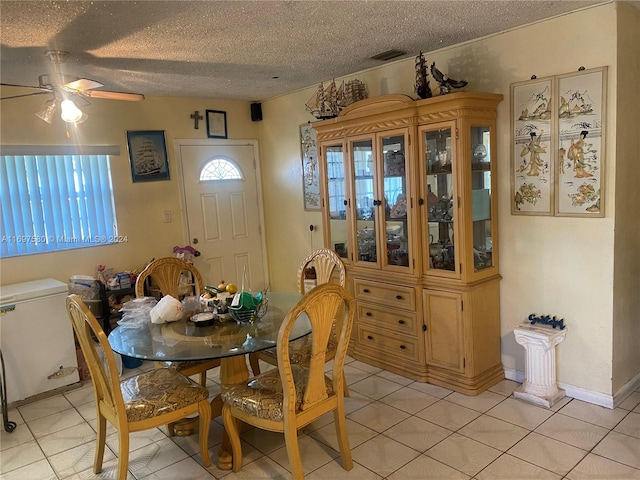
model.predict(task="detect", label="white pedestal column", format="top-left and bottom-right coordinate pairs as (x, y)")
top-left (513, 323), bottom-right (568, 408)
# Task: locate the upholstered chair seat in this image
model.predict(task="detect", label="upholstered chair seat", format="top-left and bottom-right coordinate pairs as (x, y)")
top-left (222, 365), bottom-right (333, 422)
top-left (121, 368), bottom-right (210, 422)
top-left (257, 334), bottom-right (338, 367)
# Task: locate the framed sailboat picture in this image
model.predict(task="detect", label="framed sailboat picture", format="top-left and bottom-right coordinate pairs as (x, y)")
top-left (126, 130), bottom-right (170, 182)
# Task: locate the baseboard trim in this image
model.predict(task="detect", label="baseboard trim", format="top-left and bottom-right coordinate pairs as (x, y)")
top-left (612, 371), bottom-right (640, 408)
top-left (503, 368), bottom-right (639, 409)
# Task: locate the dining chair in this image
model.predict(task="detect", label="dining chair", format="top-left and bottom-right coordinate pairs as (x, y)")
top-left (248, 248), bottom-right (348, 396)
top-left (135, 257), bottom-right (220, 386)
top-left (222, 283), bottom-right (355, 479)
top-left (66, 294), bottom-right (211, 480)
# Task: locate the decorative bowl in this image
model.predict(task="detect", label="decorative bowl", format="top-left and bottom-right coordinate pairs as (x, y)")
top-left (189, 312), bottom-right (215, 327)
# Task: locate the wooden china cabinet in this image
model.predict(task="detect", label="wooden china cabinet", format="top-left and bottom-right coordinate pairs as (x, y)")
top-left (314, 92), bottom-right (504, 395)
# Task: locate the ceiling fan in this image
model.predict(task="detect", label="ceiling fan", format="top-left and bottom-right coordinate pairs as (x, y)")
top-left (0, 50), bottom-right (144, 124)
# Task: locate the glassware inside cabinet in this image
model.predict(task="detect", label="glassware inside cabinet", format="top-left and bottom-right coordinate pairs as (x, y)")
top-left (352, 139), bottom-right (376, 263)
top-left (424, 127), bottom-right (456, 272)
top-left (470, 125), bottom-right (493, 271)
top-left (325, 144), bottom-right (349, 259)
top-left (382, 134), bottom-right (409, 267)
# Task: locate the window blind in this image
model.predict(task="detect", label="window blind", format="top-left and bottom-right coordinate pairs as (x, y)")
top-left (1, 154), bottom-right (118, 257)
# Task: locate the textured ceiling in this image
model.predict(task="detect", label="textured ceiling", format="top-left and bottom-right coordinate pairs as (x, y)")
top-left (1, 0), bottom-right (606, 102)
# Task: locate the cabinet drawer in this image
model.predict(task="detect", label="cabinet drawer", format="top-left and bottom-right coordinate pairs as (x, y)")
top-left (354, 279), bottom-right (416, 311)
top-left (357, 325), bottom-right (419, 363)
top-left (357, 302), bottom-right (418, 335)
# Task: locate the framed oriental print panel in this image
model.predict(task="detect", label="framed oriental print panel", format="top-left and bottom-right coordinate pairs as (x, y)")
top-left (510, 66), bottom-right (607, 218)
top-left (555, 67), bottom-right (607, 217)
top-left (300, 123), bottom-right (321, 211)
top-left (511, 77), bottom-right (554, 215)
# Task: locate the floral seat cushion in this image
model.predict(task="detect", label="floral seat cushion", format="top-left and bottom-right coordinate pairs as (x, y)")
top-left (121, 368), bottom-right (209, 422)
top-left (221, 365), bottom-right (333, 422)
top-left (260, 333), bottom-right (338, 365)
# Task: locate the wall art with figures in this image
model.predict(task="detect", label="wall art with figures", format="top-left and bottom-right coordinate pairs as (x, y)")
top-left (300, 123), bottom-right (321, 211)
top-left (511, 66), bottom-right (607, 217)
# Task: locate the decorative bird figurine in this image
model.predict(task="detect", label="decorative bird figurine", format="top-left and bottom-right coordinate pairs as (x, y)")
top-left (430, 62), bottom-right (468, 94)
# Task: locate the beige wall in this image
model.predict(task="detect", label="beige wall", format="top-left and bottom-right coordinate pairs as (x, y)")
top-left (0, 96), bottom-right (258, 285)
top-left (2, 2), bottom-right (636, 401)
top-left (612, 2), bottom-right (640, 392)
top-left (259, 2), bottom-right (632, 398)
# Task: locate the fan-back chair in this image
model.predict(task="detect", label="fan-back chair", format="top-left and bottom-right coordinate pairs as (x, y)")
top-left (66, 294), bottom-right (211, 480)
top-left (222, 283), bottom-right (355, 479)
top-left (248, 249), bottom-right (347, 395)
top-left (135, 257), bottom-right (220, 385)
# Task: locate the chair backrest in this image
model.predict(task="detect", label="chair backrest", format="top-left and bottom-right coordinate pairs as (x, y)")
top-left (66, 294), bottom-right (125, 418)
top-left (296, 248), bottom-right (346, 294)
top-left (135, 257), bottom-right (204, 298)
top-left (277, 283), bottom-right (355, 411)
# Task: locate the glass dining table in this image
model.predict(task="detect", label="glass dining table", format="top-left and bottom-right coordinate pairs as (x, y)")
top-left (107, 291), bottom-right (307, 469)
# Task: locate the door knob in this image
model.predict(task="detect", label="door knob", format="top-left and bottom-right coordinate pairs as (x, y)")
top-left (192, 238), bottom-right (199, 244)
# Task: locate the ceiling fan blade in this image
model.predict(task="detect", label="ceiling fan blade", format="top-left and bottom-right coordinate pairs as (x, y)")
top-left (1, 91), bottom-right (51, 101)
top-left (62, 78), bottom-right (104, 91)
top-left (82, 90), bottom-right (145, 101)
top-left (1, 82), bottom-right (49, 91)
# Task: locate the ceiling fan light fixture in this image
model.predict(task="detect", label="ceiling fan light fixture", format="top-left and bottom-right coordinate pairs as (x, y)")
top-left (60, 99), bottom-right (83, 123)
top-left (35, 99), bottom-right (57, 124)
top-left (74, 112), bottom-right (89, 125)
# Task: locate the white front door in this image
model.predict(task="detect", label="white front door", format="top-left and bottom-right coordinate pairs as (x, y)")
top-left (176, 140), bottom-right (268, 292)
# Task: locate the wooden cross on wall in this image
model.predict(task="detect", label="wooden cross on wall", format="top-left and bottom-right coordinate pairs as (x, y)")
top-left (190, 111), bottom-right (203, 129)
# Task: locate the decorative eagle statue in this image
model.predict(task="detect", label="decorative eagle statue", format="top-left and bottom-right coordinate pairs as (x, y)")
top-left (430, 62), bottom-right (468, 94)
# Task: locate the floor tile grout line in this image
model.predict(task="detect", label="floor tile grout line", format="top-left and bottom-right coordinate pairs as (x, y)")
top-left (3, 370), bottom-right (640, 479)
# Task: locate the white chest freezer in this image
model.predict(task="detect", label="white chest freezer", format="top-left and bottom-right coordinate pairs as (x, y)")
top-left (0, 278), bottom-right (79, 405)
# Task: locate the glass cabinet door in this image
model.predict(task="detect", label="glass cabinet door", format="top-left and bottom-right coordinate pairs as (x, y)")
top-left (470, 126), bottom-right (493, 271)
top-left (381, 133), bottom-right (410, 269)
top-left (351, 138), bottom-right (377, 265)
top-left (324, 144), bottom-right (350, 261)
top-left (423, 126), bottom-right (457, 274)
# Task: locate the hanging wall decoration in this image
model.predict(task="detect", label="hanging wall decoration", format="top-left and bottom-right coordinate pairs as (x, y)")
top-left (555, 67), bottom-right (606, 217)
top-left (126, 130), bottom-right (170, 183)
top-left (510, 66), bottom-right (607, 217)
top-left (300, 123), bottom-right (321, 211)
top-left (511, 76), bottom-right (554, 215)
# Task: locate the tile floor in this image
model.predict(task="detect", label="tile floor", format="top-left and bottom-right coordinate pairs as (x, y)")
top-left (1, 356), bottom-right (639, 479)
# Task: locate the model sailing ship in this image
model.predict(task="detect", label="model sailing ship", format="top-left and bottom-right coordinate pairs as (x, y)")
top-left (135, 140), bottom-right (163, 175)
top-left (305, 79), bottom-right (367, 119)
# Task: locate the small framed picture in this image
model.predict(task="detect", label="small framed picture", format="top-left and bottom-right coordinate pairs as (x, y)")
top-left (206, 110), bottom-right (228, 138)
top-left (126, 130), bottom-right (170, 182)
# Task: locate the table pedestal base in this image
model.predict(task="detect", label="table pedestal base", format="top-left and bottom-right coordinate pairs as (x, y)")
top-left (164, 355), bottom-right (251, 469)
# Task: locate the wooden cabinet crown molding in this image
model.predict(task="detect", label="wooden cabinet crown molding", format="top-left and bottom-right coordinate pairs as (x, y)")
top-left (314, 92), bottom-right (502, 140)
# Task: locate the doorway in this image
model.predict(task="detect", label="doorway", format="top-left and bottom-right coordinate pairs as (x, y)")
top-left (175, 139), bottom-right (268, 292)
